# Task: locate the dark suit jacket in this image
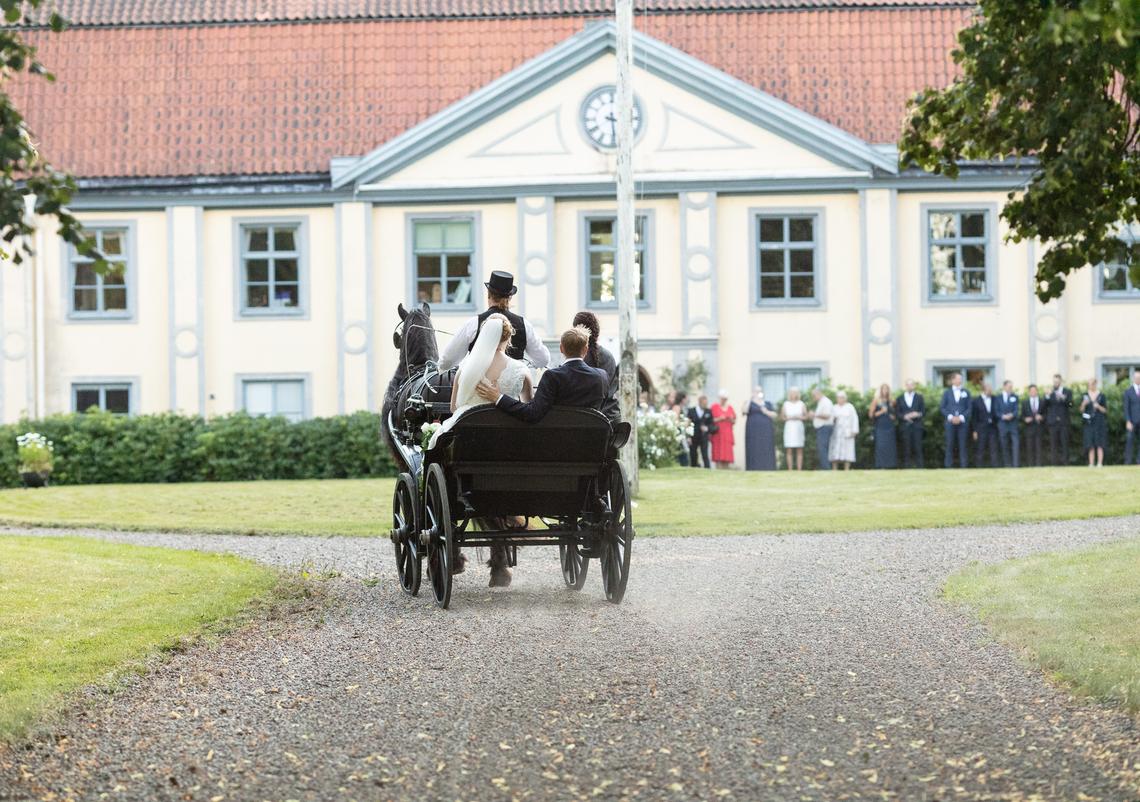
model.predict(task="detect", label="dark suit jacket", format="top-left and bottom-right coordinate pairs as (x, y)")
top-left (590, 345), bottom-right (620, 422)
top-left (1022, 395), bottom-right (1046, 425)
top-left (1044, 387), bottom-right (1072, 425)
top-left (495, 358), bottom-right (609, 424)
top-left (971, 395), bottom-right (999, 434)
top-left (996, 393), bottom-right (1019, 430)
top-left (939, 387), bottom-right (971, 424)
top-left (1124, 385), bottom-right (1140, 426)
top-left (688, 406), bottom-right (713, 445)
top-left (896, 392), bottom-right (925, 425)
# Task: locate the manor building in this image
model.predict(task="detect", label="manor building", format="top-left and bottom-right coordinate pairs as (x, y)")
top-left (3, 0), bottom-right (1136, 444)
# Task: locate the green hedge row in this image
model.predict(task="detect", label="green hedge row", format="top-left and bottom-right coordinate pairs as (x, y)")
top-left (771, 381), bottom-right (1136, 470)
top-left (0, 411), bottom-right (395, 487)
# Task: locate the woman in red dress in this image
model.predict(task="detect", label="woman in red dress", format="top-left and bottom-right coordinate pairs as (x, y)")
top-left (710, 390), bottom-right (737, 468)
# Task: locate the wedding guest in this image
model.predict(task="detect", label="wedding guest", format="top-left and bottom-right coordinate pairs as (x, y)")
top-left (743, 387), bottom-right (778, 471)
top-left (896, 380), bottom-right (925, 468)
top-left (673, 391), bottom-right (690, 466)
top-left (1124, 368), bottom-right (1140, 465)
top-left (572, 310), bottom-right (619, 421)
top-left (810, 388), bottom-right (834, 470)
top-left (996, 379), bottom-right (1020, 468)
top-left (1080, 379), bottom-right (1108, 467)
top-left (869, 383), bottom-right (897, 469)
top-left (1021, 384), bottom-right (1045, 467)
top-left (1045, 374), bottom-right (1073, 465)
top-left (781, 386), bottom-right (807, 471)
top-left (971, 382), bottom-right (1000, 468)
top-left (688, 395), bottom-right (713, 469)
top-left (829, 390), bottom-right (859, 471)
top-left (710, 390), bottom-right (737, 469)
top-left (940, 372), bottom-right (971, 468)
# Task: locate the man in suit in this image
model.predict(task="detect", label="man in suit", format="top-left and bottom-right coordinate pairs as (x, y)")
top-left (996, 379), bottom-right (1020, 468)
top-left (1022, 384), bottom-right (1045, 467)
top-left (687, 395), bottom-right (714, 469)
top-left (439, 270), bottom-right (551, 371)
top-left (940, 373), bottom-right (971, 468)
top-left (1125, 368), bottom-right (1140, 465)
top-left (477, 325), bottom-right (607, 422)
top-left (896, 379), bottom-right (925, 468)
top-left (1044, 374), bottom-right (1073, 465)
top-left (971, 382), bottom-right (1000, 468)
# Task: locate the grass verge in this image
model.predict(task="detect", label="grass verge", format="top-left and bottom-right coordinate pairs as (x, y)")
top-left (0, 535), bottom-right (276, 741)
top-left (0, 466), bottom-right (1136, 537)
top-left (944, 538), bottom-right (1140, 711)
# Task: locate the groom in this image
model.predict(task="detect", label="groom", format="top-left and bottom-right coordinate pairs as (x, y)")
top-left (475, 326), bottom-right (608, 420)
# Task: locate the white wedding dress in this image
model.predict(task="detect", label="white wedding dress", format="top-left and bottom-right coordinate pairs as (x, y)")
top-left (426, 318), bottom-right (530, 450)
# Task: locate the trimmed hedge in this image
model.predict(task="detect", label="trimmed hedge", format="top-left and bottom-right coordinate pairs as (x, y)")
top-left (0, 411), bottom-right (395, 487)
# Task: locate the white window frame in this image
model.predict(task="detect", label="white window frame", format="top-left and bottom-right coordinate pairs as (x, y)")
top-left (406, 213), bottom-right (480, 311)
top-left (926, 362), bottom-right (1000, 390)
top-left (71, 378), bottom-right (138, 415)
top-left (62, 221), bottom-right (137, 322)
top-left (751, 362), bottom-right (827, 403)
top-left (237, 374), bottom-right (310, 421)
top-left (749, 208), bottom-right (825, 309)
top-left (234, 217), bottom-right (309, 318)
top-left (1097, 358), bottom-right (1140, 388)
top-left (579, 210), bottom-right (654, 310)
top-left (1093, 233), bottom-right (1140, 302)
top-left (921, 204), bottom-right (998, 305)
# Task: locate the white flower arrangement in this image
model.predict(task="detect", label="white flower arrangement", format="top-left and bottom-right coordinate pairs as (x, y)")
top-left (420, 421), bottom-right (442, 450)
top-left (16, 431), bottom-right (55, 474)
top-left (636, 408), bottom-right (689, 470)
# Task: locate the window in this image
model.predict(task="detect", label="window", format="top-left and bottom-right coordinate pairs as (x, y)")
top-left (239, 223), bottom-right (304, 314)
top-left (932, 365), bottom-right (995, 389)
top-left (927, 210), bottom-right (991, 299)
top-left (1102, 362), bottom-right (1140, 387)
top-left (242, 379), bottom-right (305, 422)
top-left (584, 215), bottom-right (648, 307)
top-left (1097, 240), bottom-right (1140, 298)
top-left (755, 214), bottom-right (819, 304)
top-left (412, 219), bottom-right (475, 307)
top-left (69, 227), bottom-right (129, 317)
top-left (755, 367), bottom-right (823, 403)
top-left (72, 383), bottom-right (132, 415)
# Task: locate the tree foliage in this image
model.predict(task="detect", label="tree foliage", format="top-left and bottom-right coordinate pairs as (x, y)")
top-left (0, 0), bottom-right (103, 267)
top-left (900, 0), bottom-right (1140, 301)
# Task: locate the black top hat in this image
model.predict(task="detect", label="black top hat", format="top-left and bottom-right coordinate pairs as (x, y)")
top-left (484, 270), bottom-right (518, 297)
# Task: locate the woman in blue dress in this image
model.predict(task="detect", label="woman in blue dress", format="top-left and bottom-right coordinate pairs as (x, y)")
top-left (1080, 378), bottom-right (1108, 467)
top-left (743, 387), bottom-right (778, 470)
top-left (870, 383), bottom-right (898, 469)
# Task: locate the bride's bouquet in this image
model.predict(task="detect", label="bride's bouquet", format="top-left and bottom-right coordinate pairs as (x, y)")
top-left (420, 421), bottom-right (442, 450)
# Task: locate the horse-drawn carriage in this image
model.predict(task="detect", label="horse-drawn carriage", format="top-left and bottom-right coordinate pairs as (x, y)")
top-left (383, 303), bottom-right (634, 609)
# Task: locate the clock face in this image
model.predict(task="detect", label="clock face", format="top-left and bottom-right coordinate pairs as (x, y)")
top-left (580, 85), bottom-right (644, 150)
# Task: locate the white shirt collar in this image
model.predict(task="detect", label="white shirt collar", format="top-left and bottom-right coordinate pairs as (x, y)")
top-left (562, 357), bottom-right (584, 365)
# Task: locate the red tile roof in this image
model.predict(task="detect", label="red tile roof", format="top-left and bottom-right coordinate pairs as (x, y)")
top-left (12, 9), bottom-right (970, 179)
top-left (29, 0), bottom-right (972, 25)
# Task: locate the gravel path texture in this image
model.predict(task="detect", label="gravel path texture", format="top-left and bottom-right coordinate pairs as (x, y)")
top-left (2, 517), bottom-right (1140, 802)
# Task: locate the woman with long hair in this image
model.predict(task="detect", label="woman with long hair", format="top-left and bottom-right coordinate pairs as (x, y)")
top-left (870, 382), bottom-right (898, 469)
top-left (572, 310), bottom-right (619, 420)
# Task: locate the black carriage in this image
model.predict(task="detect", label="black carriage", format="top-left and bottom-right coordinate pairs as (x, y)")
top-left (388, 404), bottom-right (634, 609)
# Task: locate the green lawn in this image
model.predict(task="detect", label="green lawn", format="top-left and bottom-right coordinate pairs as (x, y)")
top-left (0, 536), bottom-right (275, 740)
top-left (0, 466), bottom-right (1136, 537)
top-left (944, 538), bottom-right (1140, 711)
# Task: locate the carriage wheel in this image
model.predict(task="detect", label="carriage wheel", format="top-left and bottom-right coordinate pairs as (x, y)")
top-left (392, 473), bottom-right (421, 596)
top-left (600, 461), bottom-right (633, 604)
top-left (559, 541), bottom-right (589, 591)
top-left (424, 463), bottom-right (454, 609)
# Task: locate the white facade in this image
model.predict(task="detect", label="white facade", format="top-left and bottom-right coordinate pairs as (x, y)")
top-left (3, 25), bottom-right (1137, 464)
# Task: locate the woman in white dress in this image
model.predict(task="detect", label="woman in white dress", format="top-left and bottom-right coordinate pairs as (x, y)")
top-left (828, 390), bottom-right (859, 470)
top-left (427, 314), bottom-right (532, 450)
top-left (780, 386), bottom-right (807, 471)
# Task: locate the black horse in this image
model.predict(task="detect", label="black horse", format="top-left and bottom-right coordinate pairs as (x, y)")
top-left (381, 301), bottom-right (456, 472)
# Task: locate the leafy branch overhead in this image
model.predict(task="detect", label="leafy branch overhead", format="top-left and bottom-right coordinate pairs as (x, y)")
top-left (0, 0), bottom-right (105, 269)
top-left (900, 0), bottom-right (1140, 301)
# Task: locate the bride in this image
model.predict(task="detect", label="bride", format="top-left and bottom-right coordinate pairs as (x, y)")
top-left (427, 313), bottom-right (532, 449)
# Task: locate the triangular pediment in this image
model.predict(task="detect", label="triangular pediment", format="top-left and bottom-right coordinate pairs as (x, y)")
top-left (332, 23), bottom-right (896, 190)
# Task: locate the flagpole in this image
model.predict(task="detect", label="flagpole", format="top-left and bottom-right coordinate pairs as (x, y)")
top-left (615, 0), bottom-right (639, 494)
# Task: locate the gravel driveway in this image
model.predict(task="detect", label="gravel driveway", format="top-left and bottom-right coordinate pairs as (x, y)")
top-left (3, 518), bottom-right (1140, 802)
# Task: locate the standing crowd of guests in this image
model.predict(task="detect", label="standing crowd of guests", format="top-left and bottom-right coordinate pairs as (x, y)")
top-left (669, 368), bottom-right (1140, 470)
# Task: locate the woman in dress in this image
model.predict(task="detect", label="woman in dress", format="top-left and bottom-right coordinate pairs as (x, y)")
top-left (572, 310), bottom-right (619, 421)
top-left (870, 383), bottom-right (898, 469)
top-left (710, 390), bottom-right (737, 468)
top-left (743, 387), bottom-right (778, 470)
top-left (1080, 378), bottom-right (1108, 467)
top-left (829, 390), bottom-right (859, 470)
top-left (427, 314), bottom-right (531, 450)
top-left (780, 386), bottom-right (807, 470)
